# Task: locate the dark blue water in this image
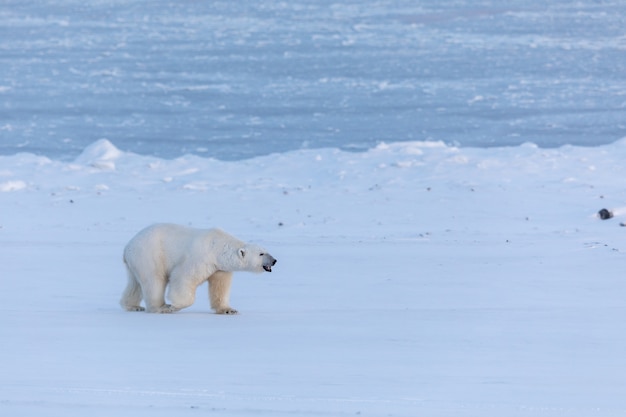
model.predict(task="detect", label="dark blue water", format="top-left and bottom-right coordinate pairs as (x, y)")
top-left (1, 0), bottom-right (625, 161)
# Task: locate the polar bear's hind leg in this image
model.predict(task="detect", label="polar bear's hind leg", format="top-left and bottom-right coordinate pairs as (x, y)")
top-left (143, 279), bottom-right (169, 313)
top-left (167, 268), bottom-right (199, 311)
top-left (153, 304), bottom-right (180, 314)
top-left (120, 264), bottom-right (145, 312)
top-left (133, 268), bottom-right (168, 313)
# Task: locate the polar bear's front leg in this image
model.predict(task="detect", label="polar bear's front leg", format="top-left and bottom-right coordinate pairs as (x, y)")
top-left (208, 271), bottom-right (237, 314)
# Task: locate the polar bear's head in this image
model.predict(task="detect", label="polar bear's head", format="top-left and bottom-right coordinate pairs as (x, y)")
top-left (237, 244), bottom-right (277, 273)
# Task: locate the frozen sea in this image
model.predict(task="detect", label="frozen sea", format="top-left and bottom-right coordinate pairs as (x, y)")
top-left (2, 0), bottom-right (626, 160)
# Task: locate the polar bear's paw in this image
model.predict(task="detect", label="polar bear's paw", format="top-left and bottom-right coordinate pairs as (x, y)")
top-left (216, 307), bottom-right (239, 315)
top-left (123, 305), bottom-right (145, 312)
top-left (152, 304), bottom-right (180, 314)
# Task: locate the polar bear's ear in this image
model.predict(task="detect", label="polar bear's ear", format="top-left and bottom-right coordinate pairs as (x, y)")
top-left (238, 248), bottom-right (246, 259)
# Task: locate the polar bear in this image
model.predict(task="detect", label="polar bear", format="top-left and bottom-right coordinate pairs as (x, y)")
top-left (120, 223), bottom-right (277, 314)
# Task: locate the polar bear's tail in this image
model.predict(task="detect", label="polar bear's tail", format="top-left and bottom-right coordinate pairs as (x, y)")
top-left (120, 261), bottom-right (145, 312)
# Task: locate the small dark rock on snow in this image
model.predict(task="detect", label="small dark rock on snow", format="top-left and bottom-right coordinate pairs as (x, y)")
top-left (598, 208), bottom-right (613, 220)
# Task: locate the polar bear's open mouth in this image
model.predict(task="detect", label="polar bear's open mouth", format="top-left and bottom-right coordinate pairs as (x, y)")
top-left (262, 257), bottom-right (277, 272)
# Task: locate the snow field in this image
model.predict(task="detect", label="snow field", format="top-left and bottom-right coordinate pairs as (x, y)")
top-left (1, 139), bottom-right (626, 416)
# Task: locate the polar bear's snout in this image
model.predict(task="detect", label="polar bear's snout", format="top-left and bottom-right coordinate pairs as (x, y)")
top-left (262, 254), bottom-right (277, 272)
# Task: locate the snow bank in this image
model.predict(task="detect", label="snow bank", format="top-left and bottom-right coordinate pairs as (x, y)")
top-left (74, 139), bottom-right (124, 170)
top-left (1, 140), bottom-right (625, 416)
top-left (0, 180), bottom-right (27, 192)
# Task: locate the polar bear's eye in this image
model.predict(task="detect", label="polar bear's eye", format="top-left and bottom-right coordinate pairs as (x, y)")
top-left (259, 253), bottom-right (265, 256)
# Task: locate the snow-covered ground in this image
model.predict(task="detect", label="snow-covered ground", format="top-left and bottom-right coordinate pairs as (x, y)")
top-left (1, 139), bottom-right (625, 416)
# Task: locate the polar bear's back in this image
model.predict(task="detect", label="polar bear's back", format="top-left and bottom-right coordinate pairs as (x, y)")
top-left (123, 223), bottom-right (242, 268)
top-left (125, 224), bottom-right (197, 266)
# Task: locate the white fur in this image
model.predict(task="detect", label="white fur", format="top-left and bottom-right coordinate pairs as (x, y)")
top-left (120, 223), bottom-right (275, 314)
